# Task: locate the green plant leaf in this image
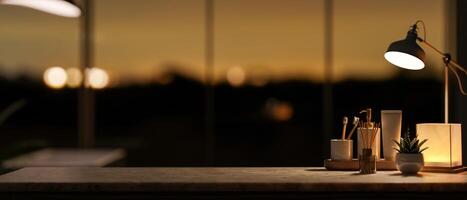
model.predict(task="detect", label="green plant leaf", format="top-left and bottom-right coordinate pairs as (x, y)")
top-left (411, 139), bottom-right (420, 153)
top-left (395, 132), bottom-right (429, 153)
top-left (409, 138), bottom-right (418, 149)
top-left (418, 139), bottom-right (428, 148)
top-left (404, 138), bottom-right (411, 151)
top-left (393, 139), bottom-right (401, 148)
top-left (420, 147), bottom-right (429, 153)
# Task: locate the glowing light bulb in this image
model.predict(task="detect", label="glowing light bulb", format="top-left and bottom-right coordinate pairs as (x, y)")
top-left (43, 66), bottom-right (67, 89)
top-left (384, 51), bottom-right (425, 70)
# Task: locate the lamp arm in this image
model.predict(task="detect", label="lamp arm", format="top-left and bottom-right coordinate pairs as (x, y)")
top-left (418, 38), bottom-right (467, 96)
top-left (417, 38), bottom-right (446, 57)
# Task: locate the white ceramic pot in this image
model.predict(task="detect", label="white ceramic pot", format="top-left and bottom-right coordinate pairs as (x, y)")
top-left (330, 139), bottom-right (353, 160)
top-left (395, 153), bottom-right (424, 174)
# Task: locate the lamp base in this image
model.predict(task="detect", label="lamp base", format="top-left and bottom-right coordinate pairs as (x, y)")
top-left (422, 166), bottom-right (466, 173)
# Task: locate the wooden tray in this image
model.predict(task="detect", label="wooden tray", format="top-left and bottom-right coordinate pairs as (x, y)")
top-left (422, 166), bottom-right (467, 173)
top-left (324, 159), bottom-right (397, 171)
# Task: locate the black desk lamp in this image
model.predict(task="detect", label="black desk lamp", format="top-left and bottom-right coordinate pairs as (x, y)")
top-left (384, 21), bottom-right (466, 172)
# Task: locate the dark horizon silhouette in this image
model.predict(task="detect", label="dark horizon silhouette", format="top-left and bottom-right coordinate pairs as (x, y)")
top-left (0, 70), bottom-right (445, 166)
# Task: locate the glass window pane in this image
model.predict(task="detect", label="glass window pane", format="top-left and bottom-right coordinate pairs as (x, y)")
top-left (214, 0), bottom-right (325, 166)
top-left (0, 5), bottom-right (79, 148)
top-left (94, 0), bottom-right (206, 166)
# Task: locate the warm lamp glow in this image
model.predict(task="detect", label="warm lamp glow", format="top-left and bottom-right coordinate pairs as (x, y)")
top-left (86, 68), bottom-right (109, 89)
top-left (43, 66), bottom-right (67, 89)
top-left (417, 123), bottom-right (462, 168)
top-left (1, 0), bottom-right (81, 18)
top-left (384, 51), bottom-right (425, 70)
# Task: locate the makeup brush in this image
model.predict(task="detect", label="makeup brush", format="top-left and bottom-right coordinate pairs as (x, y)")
top-left (359, 121), bottom-right (367, 149)
top-left (370, 124), bottom-right (376, 148)
top-left (346, 117), bottom-right (359, 140)
top-left (367, 108), bottom-right (372, 125)
top-left (341, 116), bottom-right (348, 140)
top-left (365, 121), bottom-right (370, 148)
top-left (370, 123), bottom-right (380, 148)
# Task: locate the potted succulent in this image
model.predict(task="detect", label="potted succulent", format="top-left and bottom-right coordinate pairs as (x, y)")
top-left (393, 129), bottom-right (428, 174)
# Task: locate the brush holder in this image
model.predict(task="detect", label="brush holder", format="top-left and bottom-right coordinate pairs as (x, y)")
top-left (359, 148), bottom-right (376, 174)
top-left (330, 139), bottom-right (353, 160)
top-left (357, 127), bottom-right (380, 159)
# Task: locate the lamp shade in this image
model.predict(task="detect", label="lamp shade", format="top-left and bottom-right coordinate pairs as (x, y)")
top-left (417, 123), bottom-right (462, 168)
top-left (384, 30), bottom-right (426, 70)
top-left (1, 0), bottom-right (81, 18)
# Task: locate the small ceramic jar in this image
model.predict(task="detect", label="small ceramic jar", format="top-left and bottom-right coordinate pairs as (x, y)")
top-left (330, 139), bottom-right (353, 161)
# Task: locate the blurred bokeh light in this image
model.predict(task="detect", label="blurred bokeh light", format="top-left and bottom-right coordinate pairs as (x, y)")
top-left (226, 66), bottom-right (246, 87)
top-left (65, 67), bottom-right (83, 88)
top-left (86, 67), bottom-right (109, 89)
top-left (43, 66), bottom-right (67, 89)
top-left (265, 98), bottom-right (294, 121)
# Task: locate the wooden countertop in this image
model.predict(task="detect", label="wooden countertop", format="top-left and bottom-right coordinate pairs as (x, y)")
top-left (1, 148), bottom-right (126, 168)
top-left (0, 167), bottom-right (465, 192)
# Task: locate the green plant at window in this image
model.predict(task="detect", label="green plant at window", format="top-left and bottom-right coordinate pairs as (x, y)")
top-left (393, 129), bottom-right (428, 154)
